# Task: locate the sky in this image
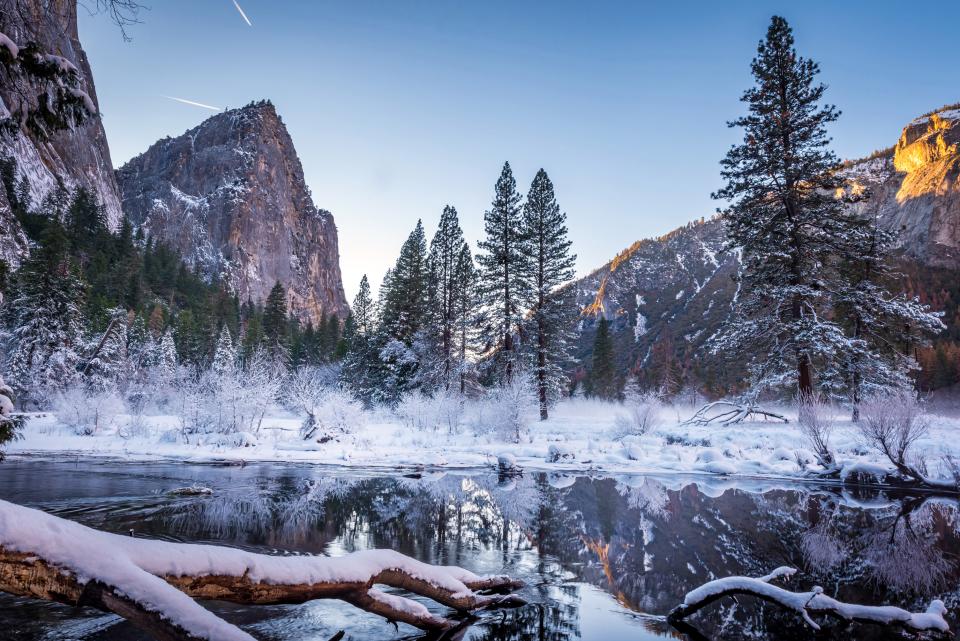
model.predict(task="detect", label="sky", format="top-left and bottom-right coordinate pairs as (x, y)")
top-left (78, 1), bottom-right (960, 300)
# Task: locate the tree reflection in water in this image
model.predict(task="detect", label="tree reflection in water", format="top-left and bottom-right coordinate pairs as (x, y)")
top-left (139, 468), bottom-right (960, 640)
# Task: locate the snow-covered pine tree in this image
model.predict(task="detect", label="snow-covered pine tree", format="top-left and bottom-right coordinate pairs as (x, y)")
top-left (2, 223), bottom-right (85, 404)
top-left (157, 328), bottom-right (178, 381)
top-left (0, 285), bottom-right (23, 457)
top-left (262, 282), bottom-right (290, 363)
top-left (452, 244), bottom-right (478, 395)
top-left (380, 221), bottom-right (430, 343)
top-left (377, 221), bottom-right (432, 398)
top-left (711, 16), bottom-right (862, 398)
top-left (477, 161), bottom-right (528, 386)
top-left (589, 316), bottom-right (618, 400)
top-left (83, 307), bottom-right (129, 391)
top-left (830, 219), bottom-right (943, 418)
top-left (520, 169), bottom-right (577, 419)
top-left (212, 325), bottom-right (237, 377)
top-left (427, 205), bottom-right (469, 389)
top-left (341, 274), bottom-right (384, 404)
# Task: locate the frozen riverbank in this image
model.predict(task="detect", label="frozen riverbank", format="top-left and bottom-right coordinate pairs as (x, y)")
top-left (9, 400), bottom-right (960, 489)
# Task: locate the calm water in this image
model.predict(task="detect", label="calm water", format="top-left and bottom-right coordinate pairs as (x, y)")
top-left (0, 458), bottom-right (957, 641)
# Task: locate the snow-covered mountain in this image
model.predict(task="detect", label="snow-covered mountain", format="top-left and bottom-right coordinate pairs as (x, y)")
top-left (115, 101), bottom-right (350, 325)
top-left (0, 0), bottom-right (123, 267)
top-left (839, 106), bottom-right (960, 268)
top-left (573, 104), bottom-right (960, 392)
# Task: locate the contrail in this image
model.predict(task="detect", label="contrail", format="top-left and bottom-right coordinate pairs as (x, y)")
top-left (163, 96), bottom-right (222, 111)
top-left (231, 0), bottom-right (252, 26)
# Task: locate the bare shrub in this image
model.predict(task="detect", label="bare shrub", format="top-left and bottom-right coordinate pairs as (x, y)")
top-left (612, 390), bottom-right (663, 440)
top-left (467, 376), bottom-right (535, 443)
top-left (53, 386), bottom-right (126, 435)
top-left (797, 393), bottom-right (837, 469)
top-left (857, 391), bottom-right (930, 479)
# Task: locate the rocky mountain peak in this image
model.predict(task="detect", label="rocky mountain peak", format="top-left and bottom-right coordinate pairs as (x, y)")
top-left (116, 100), bottom-right (349, 325)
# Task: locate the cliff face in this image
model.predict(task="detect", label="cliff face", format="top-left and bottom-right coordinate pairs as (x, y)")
top-left (841, 106), bottom-right (960, 268)
top-left (0, 0), bottom-right (122, 247)
top-left (116, 102), bottom-right (349, 324)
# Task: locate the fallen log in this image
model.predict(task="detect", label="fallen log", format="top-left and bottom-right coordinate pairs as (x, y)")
top-left (682, 400), bottom-right (789, 426)
top-left (668, 566), bottom-right (949, 634)
top-left (0, 499), bottom-right (524, 641)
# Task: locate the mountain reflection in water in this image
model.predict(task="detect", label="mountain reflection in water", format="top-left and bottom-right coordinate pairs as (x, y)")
top-left (0, 460), bottom-right (957, 640)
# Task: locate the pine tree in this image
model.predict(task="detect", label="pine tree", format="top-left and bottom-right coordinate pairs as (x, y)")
top-left (831, 220), bottom-right (943, 418)
top-left (712, 16), bottom-right (863, 398)
top-left (84, 307), bottom-right (129, 391)
top-left (477, 161), bottom-right (528, 385)
top-left (323, 314), bottom-right (340, 361)
top-left (428, 205), bottom-right (469, 389)
top-left (380, 221), bottom-right (430, 343)
top-left (589, 317), bottom-right (617, 401)
top-left (0, 286), bottom-right (23, 457)
top-left (212, 325), bottom-right (237, 376)
top-left (157, 327), bottom-right (178, 380)
top-left (353, 275), bottom-right (374, 336)
top-left (262, 282), bottom-right (289, 360)
top-left (452, 245), bottom-right (478, 394)
top-left (521, 169), bottom-right (577, 419)
top-left (3, 222), bottom-right (86, 402)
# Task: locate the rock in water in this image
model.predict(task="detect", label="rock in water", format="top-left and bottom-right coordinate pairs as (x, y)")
top-left (116, 101), bottom-right (350, 325)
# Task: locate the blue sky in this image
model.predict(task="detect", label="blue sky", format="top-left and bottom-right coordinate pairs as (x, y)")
top-left (79, 1), bottom-right (960, 299)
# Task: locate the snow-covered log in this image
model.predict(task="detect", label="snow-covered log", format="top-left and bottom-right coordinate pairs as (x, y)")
top-left (0, 500), bottom-right (524, 641)
top-left (668, 566), bottom-right (949, 634)
top-left (682, 400), bottom-right (788, 426)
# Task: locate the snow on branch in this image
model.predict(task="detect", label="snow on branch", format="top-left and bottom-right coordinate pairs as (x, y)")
top-left (668, 566), bottom-right (949, 634)
top-left (0, 499), bottom-right (524, 641)
top-left (682, 400), bottom-right (788, 426)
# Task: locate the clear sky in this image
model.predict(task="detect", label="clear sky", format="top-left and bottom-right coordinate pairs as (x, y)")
top-left (78, 1), bottom-right (960, 300)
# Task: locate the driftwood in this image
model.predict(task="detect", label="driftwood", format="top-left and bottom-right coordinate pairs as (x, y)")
top-left (682, 400), bottom-right (789, 426)
top-left (0, 500), bottom-right (524, 641)
top-left (668, 567), bottom-right (949, 634)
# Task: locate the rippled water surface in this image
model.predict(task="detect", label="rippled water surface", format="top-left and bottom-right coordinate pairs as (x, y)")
top-left (0, 458), bottom-right (958, 640)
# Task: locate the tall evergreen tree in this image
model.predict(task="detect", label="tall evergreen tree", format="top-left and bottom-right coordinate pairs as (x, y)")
top-left (521, 169), bottom-right (577, 419)
top-left (477, 161), bottom-right (528, 385)
top-left (712, 16), bottom-right (864, 398)
top-left (2, 223), bottom-right (85, 402)
top-left (212, 325), bottom-right (237, 377)
top-left (428, 205), bottom-right (469, 389)
top-left (157, 328), bottom-right (178, 380)
top-left (380, 221), bottom-right (430, 343)
top-left (831, 219), bottom-right (943, 418)
top-left (452, 245), bottom-right (478, 394)
top-left (353, 275), bottom-right (374, 336)
top-left (262, 282), bottom-right (289, 361)
top-left (589, 316), bottom-right (617, 400)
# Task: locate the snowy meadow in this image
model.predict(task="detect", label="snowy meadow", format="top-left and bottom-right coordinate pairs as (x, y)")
top-left (11, 383), bottom-right (960, 491)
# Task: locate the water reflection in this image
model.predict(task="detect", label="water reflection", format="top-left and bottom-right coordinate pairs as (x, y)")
top-left (0, 460), bottom-right (957, 640)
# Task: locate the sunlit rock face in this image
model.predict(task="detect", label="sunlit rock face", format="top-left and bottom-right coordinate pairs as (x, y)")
top-left (0, 0), bottom-right (123, 264)
top-left (843, 107), bottom-right (960, 268)
top-left (116, 101), bottom-right (350, 324)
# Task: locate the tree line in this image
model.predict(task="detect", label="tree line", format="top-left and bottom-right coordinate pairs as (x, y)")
top-left (342, 163), bottom-right (578, 419)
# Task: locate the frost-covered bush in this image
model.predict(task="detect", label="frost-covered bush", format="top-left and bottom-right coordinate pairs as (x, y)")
top-left (857, 391), bottom-right (929, 473)
top-left (301, 388), bottom-right (365, 441)
top-left (797, 393), bottom-right (836, 469)
top-left (467, 377), bottom-right (535, 443)
top-left (53, 386), bottom-right (126, 435)
top-left (395, 389), bottom-right (464, 434)
top-left (612, 389), bottom-right (663, 440)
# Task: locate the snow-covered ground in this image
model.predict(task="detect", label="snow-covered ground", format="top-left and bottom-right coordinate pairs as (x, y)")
top-left (9, 399), bottom-right (960, 487)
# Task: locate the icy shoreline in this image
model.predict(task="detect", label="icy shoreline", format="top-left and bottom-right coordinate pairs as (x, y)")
top-left (8, 399), bottom-right (960, 491)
